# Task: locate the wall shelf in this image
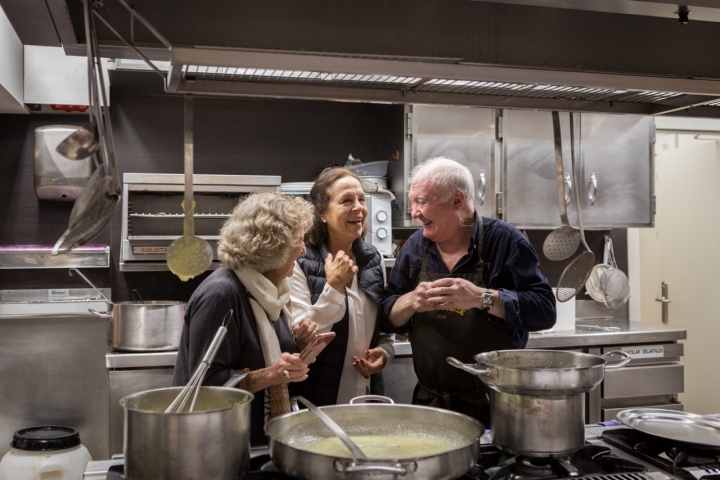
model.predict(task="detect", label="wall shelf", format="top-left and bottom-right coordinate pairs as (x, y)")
top-left (0, 245), bottom-right (110, 269)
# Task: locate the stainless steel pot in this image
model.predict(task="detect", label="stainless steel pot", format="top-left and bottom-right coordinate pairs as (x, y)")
top-left (69, 267), bottom-right (185, 351)
top-left (89, 300), bottom-right (185, 352)
top-left (448, 349), bottom-right (631, 457)
top-left (120, 386), bottom-right (253, 480)
top-left (265, 396), bottom-right (483, 480)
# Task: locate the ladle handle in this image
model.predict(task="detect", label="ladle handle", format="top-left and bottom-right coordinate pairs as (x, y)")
top-left (292, 396), bottom-right (368, 460)
top-left (68, 268), bottom-right (111, 303)
top-left (552, 111), bottom-right (570, 227)
top-left (183, 94), bottom-right (195, 240)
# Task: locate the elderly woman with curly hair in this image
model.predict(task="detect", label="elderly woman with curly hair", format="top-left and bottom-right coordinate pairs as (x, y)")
top-left (173, 192), bottom-right (318, 446)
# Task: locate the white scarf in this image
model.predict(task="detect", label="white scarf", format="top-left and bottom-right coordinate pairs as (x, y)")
top-left (232, 265), bottom-right (292, 369)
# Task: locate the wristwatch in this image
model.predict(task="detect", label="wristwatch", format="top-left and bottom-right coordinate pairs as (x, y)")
top-left (481, 289), bottom-right (494, 310)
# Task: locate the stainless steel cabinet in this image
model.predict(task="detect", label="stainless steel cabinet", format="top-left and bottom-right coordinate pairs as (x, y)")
top-left (502, 109), bottom-right (576, 227)
top-left (578, 113), bottom-right (654, 228)
top-left (502, 110), bottom-right (654, 229)
top-left (393, 105), bottom-right (496, 226)
top-left (389, 106), bottom-right (654, 229)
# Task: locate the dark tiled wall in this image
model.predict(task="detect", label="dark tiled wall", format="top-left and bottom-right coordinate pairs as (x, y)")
top-left (0, 95), bottom-right (388, 298)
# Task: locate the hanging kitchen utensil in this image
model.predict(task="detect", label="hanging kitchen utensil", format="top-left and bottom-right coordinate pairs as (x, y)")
top-left (52, 0), bottom-right (120, 255)
top-left (543, 111), bottom-right (580, 262)
top-left (292, 396), bottom-right (369, 460)
top-left (617, 408), bottom-right (720, 451)
top-left (166, 95), bottom-right (214, 281)
top-left (55, 121), bottom-right (100, 160)
top-left (585, 236), bottom-right (611, 303)
top-left (600, 236), bottom-right (631, 309)
top-left (556, 113), bottom-right (595, 302)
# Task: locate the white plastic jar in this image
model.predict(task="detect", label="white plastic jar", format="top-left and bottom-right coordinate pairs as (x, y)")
top-left (0, 426), bottom-right (92, 480)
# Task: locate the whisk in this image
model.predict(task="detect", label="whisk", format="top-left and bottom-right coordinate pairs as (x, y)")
top-left (165, 309), bottom-right (233, 413)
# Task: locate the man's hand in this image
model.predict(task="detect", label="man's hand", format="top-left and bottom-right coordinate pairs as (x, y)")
top-left (409, 281), bottom-right (438, 313)
top-left (423, 277), bottom-right (483, 310)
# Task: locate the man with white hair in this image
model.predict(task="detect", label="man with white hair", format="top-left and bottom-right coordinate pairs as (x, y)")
top-left (381, 157), bottom-right (555, 426)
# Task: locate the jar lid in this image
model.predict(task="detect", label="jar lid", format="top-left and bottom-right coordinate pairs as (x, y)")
top-left (11, 426), bottom-right (81, 451)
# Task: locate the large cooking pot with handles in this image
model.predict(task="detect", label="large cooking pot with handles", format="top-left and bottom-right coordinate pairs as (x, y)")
top-left (121, 386), bottom-right (253, 480)
top-left (448, 349), bottom-right (631, 457)
top-left (265, 395), bottom-right (483, 480)
top-left (69, 268), bottom-right (185, 351)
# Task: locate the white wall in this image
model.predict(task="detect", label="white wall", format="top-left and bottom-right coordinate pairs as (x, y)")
top-left (0, 3), bottom-right (27, 114)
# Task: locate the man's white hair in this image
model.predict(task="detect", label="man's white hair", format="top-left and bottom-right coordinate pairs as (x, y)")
top-left (410, 157), bottom-right (475, 208)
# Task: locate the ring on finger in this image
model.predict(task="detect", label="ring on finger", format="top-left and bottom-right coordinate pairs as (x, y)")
top-left (283, 369), bottom-right (290, 379)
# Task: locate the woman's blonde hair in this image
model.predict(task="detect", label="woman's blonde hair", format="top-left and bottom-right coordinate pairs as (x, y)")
top-left (218, 192), bottom-right (314, 272)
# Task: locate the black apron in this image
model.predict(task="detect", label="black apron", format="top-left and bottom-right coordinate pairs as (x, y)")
top-left (410, 220), bottom-right (516, 427)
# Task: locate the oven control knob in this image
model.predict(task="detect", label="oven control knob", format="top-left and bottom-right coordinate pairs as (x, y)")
top-left (376, 210), bottom-right (388, 222)
top-left (376, 228), bottom-right (388, 240)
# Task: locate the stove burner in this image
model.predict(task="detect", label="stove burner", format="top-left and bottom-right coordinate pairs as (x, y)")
top-left (515, 457), bottom-right (555, 477)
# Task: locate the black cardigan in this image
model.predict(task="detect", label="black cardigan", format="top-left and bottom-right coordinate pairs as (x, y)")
top-left (173, 267), bottom-right (298, 445)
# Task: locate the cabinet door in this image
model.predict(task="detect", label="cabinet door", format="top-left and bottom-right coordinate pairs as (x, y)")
top-left (579, 114), bottom-right (654, 227)
top-left (503, 109), bottom-right (576, 228)
top-left (412, 105), bottom-right (496, 218)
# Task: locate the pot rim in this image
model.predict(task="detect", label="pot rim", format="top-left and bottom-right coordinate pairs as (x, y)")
top-left (112, 300), bottom-right (186, 306)
top-left (473, 349), bottom-right (608, 371)
top-left (120, 386), bottom-right (254, 414)
top-left (266, 403), bottom-right (484, 454)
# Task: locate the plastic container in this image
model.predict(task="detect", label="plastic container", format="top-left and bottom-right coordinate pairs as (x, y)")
top-left (0, 426), bottom-right (92, 480)
top-left (345, 160), bottom-right (388, 177)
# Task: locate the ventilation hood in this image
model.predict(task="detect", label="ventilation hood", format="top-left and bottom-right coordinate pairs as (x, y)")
top-left (5, 0), bottom-right (720, 117)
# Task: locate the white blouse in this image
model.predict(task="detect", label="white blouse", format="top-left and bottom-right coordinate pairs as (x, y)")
top-left (289, 261), bottom-right (394, 404)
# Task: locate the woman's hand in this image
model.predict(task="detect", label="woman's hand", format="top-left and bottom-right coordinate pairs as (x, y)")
top-left (352, 348), bottom-right (387, 379)
top-left (292, 318), bottom-right (319, 350)
top-left (274, 352), bottom-right (309, 384)
top-left (325, 251), bottom-right (358, 292)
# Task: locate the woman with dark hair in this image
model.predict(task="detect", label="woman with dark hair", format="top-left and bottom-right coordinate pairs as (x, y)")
top-left (288, 167), bottom-right (394, 406)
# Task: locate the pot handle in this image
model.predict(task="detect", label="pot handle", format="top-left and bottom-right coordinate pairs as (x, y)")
top-left (601, 350), bottom-right (632, 370)
top-left (349, 395), bottom-right (394, 405)
top-left (88, 308), bottom-right (111, 319)
top-left (335, 459), bottom-right (417, 475)
top-left (447, 356), bottom-right (495, 378)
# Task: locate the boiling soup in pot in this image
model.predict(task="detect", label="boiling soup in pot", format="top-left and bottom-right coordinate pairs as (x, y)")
top-left (296, 434), bottom-right (457, 458)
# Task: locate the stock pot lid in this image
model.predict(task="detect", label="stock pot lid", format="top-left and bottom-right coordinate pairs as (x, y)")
top-left (11, 426), bottom-right (81, 451)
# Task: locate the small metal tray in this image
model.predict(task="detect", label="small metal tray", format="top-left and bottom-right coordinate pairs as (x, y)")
top-left (617, 408), bottom-right (720, 449)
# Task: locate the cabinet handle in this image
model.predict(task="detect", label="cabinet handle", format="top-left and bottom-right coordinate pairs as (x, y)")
top-left (564, 173), bottom-right (572, 205)
top-left (589, 172), bottom-right (598, 205)
top-left (478, 170), bottom-right (485, 206)
top-left (655, 281), bottom-right (671, 324)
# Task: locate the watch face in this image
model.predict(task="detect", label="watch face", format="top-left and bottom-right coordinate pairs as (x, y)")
top-left (483, 290), bottom-right (493, 309)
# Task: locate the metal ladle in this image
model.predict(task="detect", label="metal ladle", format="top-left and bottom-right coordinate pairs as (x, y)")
top-left (166, 95), bottom-right (214, 282)
top-left (292, 396), bottom-right (368, 460)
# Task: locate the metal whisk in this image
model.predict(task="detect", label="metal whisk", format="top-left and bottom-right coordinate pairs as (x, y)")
top-left (165, 309), bottom-right (233, 413)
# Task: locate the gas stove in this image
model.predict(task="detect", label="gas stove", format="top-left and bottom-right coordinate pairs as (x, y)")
top-left (601, 427), bottom-right (720, 480)
top-left (83, 426), bottom-right (685, 480)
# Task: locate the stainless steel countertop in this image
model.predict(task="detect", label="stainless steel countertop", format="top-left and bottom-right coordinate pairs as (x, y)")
top-left (106, 320), bottom-right (686, 367)
top-left (393, 320), bottom-right (686, 356)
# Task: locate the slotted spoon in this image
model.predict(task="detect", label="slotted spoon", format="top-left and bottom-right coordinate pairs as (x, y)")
top-left (543, 111), bottom-right (580, 262)
top-left (166, 95), bottom-right (214, 281)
